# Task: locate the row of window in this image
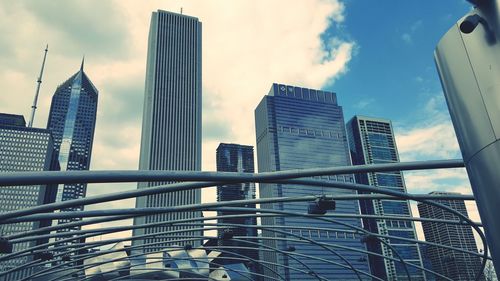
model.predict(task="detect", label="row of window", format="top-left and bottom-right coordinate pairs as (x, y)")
top-left (386, 219), bottom-right (414, 229)
top-left (0, 130), bottom-right (49, 138)
top-left (0, 189), bottom-right (39, 195)
top-left (273, 84), bottom-right (337, 105)
top-left (286, 229), bottom-right (359, 240)
top-left (276, 125), bottom-right (345, 139)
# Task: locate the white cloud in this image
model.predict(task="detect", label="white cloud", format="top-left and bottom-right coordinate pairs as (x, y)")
top-left (410, 20), bottom-right (423, 32)
top-left (397, 122), bottom-right (460, 160)
top-left (0, 1), bottom-right (354, 216)
top-left (401, 33), bottom-right (412, 44)
top-left (395, 94), bottom-right (468, 195)
top-left (395, 95), bottom-right (461, 161)
top-left (183, 0), bottom-right (354, 172)
top-left (404, 168), bottom-right (471, 194)
top-left (0, 1), bottom-right (490, 258)
top-left (353, 98), bottom-right (375, 110)
top-left (401, 19), bottom-right (422, 44)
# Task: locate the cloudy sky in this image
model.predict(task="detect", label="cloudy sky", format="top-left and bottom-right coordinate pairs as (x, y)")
top-left (0, 1), bottom-right (482, 245)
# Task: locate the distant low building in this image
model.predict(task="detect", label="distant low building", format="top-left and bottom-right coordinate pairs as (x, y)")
top-left (0, 113), bottom-right (59, 280)
top-left (216, 143), bottom-right (260, 279)
top-left (417, 192), bottom-right (484, 281)
top-left (419, 244), bottom-right (436, 281)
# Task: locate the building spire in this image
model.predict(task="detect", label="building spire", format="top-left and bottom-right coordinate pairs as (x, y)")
top-left (80, 55), bottom-right (85, 71)
top-left (28, 44), bottom-right (48, 128)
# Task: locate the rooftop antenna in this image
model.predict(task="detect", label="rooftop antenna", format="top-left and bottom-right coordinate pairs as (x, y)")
top-left (180, 7), bottom-right (183, 14)
top-left (28, 44), bottom-right (48, 128)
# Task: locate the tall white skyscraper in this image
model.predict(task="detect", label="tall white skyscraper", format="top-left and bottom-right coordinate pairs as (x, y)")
top-left (133, 10), bottom-right (202, 252)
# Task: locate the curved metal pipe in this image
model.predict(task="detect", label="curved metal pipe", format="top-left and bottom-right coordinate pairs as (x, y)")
top-left (11, 220), bottom-right (449, 281)
top-left (16, 221), bottom-right (371, 281)
top-left (11, 214), bottom-right (432, 280)
top-left (0, 193), bottom-right (475, 224)
top-left (0, 209), bottom-right (484, 281)
top-left (0, 207), bottom-right (480, 278)
top-left (9, 211), bottom-right (482, 245)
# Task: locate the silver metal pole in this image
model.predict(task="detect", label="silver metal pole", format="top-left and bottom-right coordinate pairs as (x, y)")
top-left (435, 0), bottom-right (500, 273)
top-left (28, 44), bottom-right (48, 128)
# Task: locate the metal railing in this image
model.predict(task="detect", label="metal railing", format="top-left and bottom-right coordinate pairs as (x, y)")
top-left (0, 160), bottom-right (492, 280)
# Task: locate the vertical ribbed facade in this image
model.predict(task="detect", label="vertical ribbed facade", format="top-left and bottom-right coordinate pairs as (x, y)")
top-left (133, 10), bottom-right (202, 252)
top-left (0, 113), bottom-right (58, 280)
top-left (216, 143), bottom-right (261, 279)
top-left (346, 116), bottom-right (425, 281)
top-left (417, 192), bottom-right (484, 281)
top-left (254, 83), bottom-right (370, 281)
top-left (47, 62), bottom-right (98, 229)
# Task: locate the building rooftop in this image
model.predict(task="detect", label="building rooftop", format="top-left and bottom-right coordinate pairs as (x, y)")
top-left (0, 113), bottom-right (26, 127)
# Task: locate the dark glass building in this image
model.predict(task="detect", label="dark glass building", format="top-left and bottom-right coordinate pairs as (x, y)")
top-left (346, 116), bottom-right (425, 280)
top-left (255, 83), bottom-right (370, 280)
top-left (419, 244), bottom-right (437, 281)
top-left (46, 60), bottom-right (98, 227)
top-left (0, 113), bottom-right (58, 280)
top-left (216, 143), bottom-right (260, 279)
top-left (417, 192), bottom-right (484, 281)
top-left (133, 10), bottom-right (202, 252)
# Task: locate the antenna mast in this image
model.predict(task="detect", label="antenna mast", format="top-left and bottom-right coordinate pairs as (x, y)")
top-left (28, 44), bottom-right (48, 128)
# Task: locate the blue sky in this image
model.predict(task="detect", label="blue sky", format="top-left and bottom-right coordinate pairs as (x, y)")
top-left (321, 1), bottom-right (472, 197)
top-left (332, 0), bottom-right (469, 123)
top-left (319, 0), bottom-right (479, 244)
top-left (0, 0), bottom-right (481, 243)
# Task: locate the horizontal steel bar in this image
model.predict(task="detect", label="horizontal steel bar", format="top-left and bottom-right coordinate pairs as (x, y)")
top-left (0, 159), bottom-right (464, 186)
top-left (0, 175), bottom-right (475, 223)
top-left (0, 193), bottom-right (475, 223)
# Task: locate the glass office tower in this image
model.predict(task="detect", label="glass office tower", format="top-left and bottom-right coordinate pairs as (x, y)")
top-left (47, 60), bottom-right (98, 228)
top-left (0, 113), bottom-right (58, 280)
top-left (417, 192), bottom-right (484, 281)
top-left (216, 143), bottom-right (260, 279)
top-left (255, 83), bottom-right (370, 281)
top-left (346, 116), bottom-right (425, 280)
top-left (133, 10), bottom-right (202, 252)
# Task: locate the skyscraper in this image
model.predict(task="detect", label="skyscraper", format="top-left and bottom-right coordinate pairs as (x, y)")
top-left (255, 83), bottom-right (370, 280)
top-left (216, 143), bottom-right (260, 278)
top-left (346, 116), bottom-right (425, 280)
top-left (0, 113), bottom-right (58, 279)
top-left (46, 59), bottom-right (98, 228)
top-left (133, 10), bottom-right (202, 252)
top-left (417, 192), bottom-right (484, 281)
